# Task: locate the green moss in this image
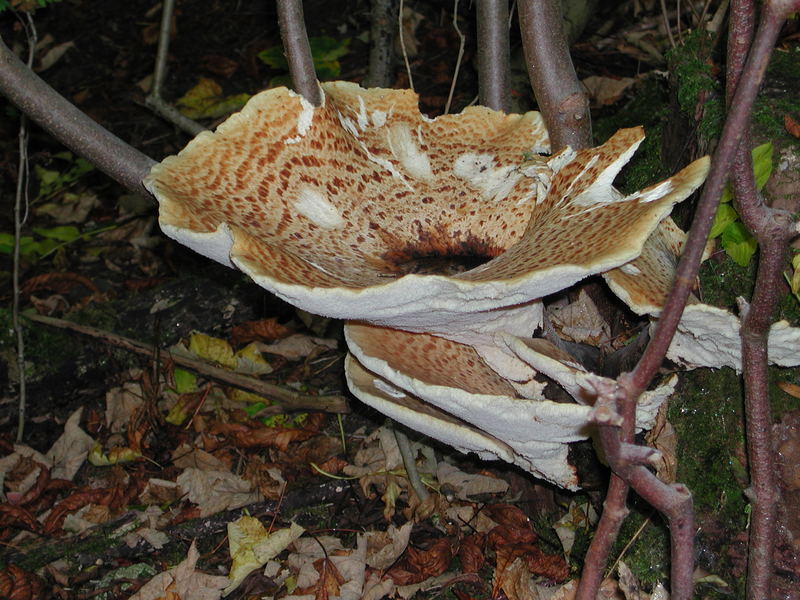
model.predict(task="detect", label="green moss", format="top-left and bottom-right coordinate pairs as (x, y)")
top-left (752, 45), bottom-right (800, 139)
top-left (671, 368), bottom-right (748, 527)
top-left (698, 257), bottom-right (756, 310)
top-left (610, 508), bottom-right (669, 586)
top-left (666, 29), bottom-right (724, 142)
top-left (593, 75), bottom-right (671, 194)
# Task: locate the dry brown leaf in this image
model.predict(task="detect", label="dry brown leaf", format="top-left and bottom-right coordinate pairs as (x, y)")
top-left (256, 334), bottom-right (338, 360)
top-left (388, 538), bottom-right (454, 585)
top-left (0, 564), bottom-right (44, 600)
top-left (785, 114), bottom-right (800, 138)
top-left (645, 403), bottom-right (678, 483)
top-left (778, 381), bottom-right (800, 399)
top-left (313, 557), bottom-right (345, 600)
top-left (484, 504), bottom-right (536, 545)
top-left (582, 75), bottom-right (637, 106)
top-left (232, 318), bottom-right (294, 346)
top-left (130, 541), bottom-right (228, 600)
top-left (458, 533), bottom-right (485, 573)
top-left (0, 504), bottom-right (42, 534)
top-left (176, 468), bottom-right (262, 517)
top-left (365, 522), bottom-right (413, 569)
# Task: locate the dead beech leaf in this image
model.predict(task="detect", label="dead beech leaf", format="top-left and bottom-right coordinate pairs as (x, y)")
top-left (645, 403), bottom-right (678, 483)
top-left (388, 538), bottom-right (454, 585)
top-left (436, 462), bottom-right (508, 500)
top-left (0, 504), bottom-right (42, 534)
top-left (484, 504), bottom-right (536, 545)
top-left (256, 333), bottom-right (338, 360)
top-left (129, 541), bottom-right (228, 600)
top-left (458, 533), bottom-right (486, 573)
top-left (365, 522), bottom-right (413, 569)
top-left (0, 564), bottom-right (44, 600)
top-left (778, 381), bottom-right (800, 399)
top-left (232, 318), bottom-right (294, 346)
top-left (785, 114), bottom-right (800, 139)
top-left (581, 75), bottom-right (636, 106)
top-left (46, 408), bottom-right (94, 481)
top-left (313, 557), bottom-right (345, 600)
top-left (176, 468), bottom-right (262, 517)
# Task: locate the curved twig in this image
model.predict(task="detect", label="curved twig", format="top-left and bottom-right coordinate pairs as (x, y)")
top-left (0, 36), bottom-right (156, 198)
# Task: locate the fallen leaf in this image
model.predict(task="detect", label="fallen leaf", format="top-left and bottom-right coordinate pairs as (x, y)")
top-left (129, 541), bottom-right (228, 600)
top-left (256, 334), bottom-right (338, 360)
top-left (483, 504), bottom-right (536, 545)
top-left (785, 114), bottom-right (800, 138)
top-left (581, 75), bottom-right (637, 106)
top-left (387, 538), bottom-right (453, 585)
top-left (232, 318), bottom-right (295, 346)
top-left (176, 77), bottom-right (250, 120)
top-left (645, 403), bottom-right (678, 483)
top-left (0, 565), bottom-right (44, 600)
top-left (553, 500), bottom-right (598, 557)
top-left (778, 381), bottom-right (800, 399)
top-left (45, 407), bottom-right (93, 480)
top-left (365, 522), bottom-right (413, 569)
top-left (176, 468), bottom-right (262, 517)
top-left (436, 462), bottom-right (508, 500)
top-left (458, 533), bottom-right (485, 573)
top-left (225, 517), bottom-right (305, 596)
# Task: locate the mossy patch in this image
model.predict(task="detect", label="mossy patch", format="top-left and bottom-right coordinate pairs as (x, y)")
top-left (593, 74), bottom-right (672, 194)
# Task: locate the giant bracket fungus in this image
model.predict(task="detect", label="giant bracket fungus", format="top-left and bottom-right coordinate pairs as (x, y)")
top-left (146, 81), bottom-right (776, 487)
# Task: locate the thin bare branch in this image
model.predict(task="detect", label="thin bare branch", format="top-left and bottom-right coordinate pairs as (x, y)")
top-left (629, 3), bottom-right (789, 397)
top-left (145, 0), bottom-right (206, 136)
top-left (24, 313), bottom-right (350, 415)
top-left (0, 36), bottom-right (156, 198)
top-left (727, 1), bottom-right (798, 597)
top-left (476, 0), bottom-right (511, 112)
top-left (518, 0), bottom-right (591, 151)
top-left (398, 0), bottom-right (415, 90)
top-left (276, 0), bottom-right (322, 106)
top-left (444, 0), bottom-right (466, 115)
top-left (12, 13), bottom-right (36, 443)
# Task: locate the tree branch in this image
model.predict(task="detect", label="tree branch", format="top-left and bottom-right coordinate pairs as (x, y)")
top-left (0, 36), bottom-right (156, 199)
top-left (365, 0), bottom-right (398, 88)
top-left (518, 0), bottom-right (591, 151)
top-left (476, 0), bottom-right (511, 112)
top-left (726, 1), bottom-right (799, 597)
top-left (276, 0), bottom-right (322, 106)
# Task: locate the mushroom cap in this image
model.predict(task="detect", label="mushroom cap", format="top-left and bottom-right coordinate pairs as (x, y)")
top-left (145, 82), bottom-right (709, 336)
top-left (603, 218), bottom-right (800, 370)
top-left (344, 322), bottom-right (595, 488)
top-left (500, 333), bottom-right (675, 431)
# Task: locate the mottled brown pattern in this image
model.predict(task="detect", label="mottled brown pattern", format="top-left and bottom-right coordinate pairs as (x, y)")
top-left (346, 322), bottom-right (518, 397)
top-left (603, 217), bottom-right (700, 314)
top-left (146, 82), bottom-right (708, 298)
top-left (147, 82), bottom-right (550, 289)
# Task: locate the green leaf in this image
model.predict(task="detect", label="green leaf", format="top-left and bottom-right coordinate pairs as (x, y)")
top-left (33, 225), bottom-right (81, 242)
top-left (172, 368), bottom-right (197, 394)
top-left (258, 36), bottom-right (350, 83)
top-left (751, 142), bottom-right (773, 191)
top-left (710, 203), bottom-right (738, 239)
top-left (721, 222), bottom-right (757, 266)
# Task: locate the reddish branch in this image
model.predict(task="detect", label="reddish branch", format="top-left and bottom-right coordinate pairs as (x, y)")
top-left (476, 0), bottom-right (511, 113)
top-left (727, 1), bottom-right (799, 597)
top-left (0, 36), bottom-right (155, 198)
top-left (578, 1), bottom-right (799, 597)
top-left (518, 0), bottom-right (591, 151)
